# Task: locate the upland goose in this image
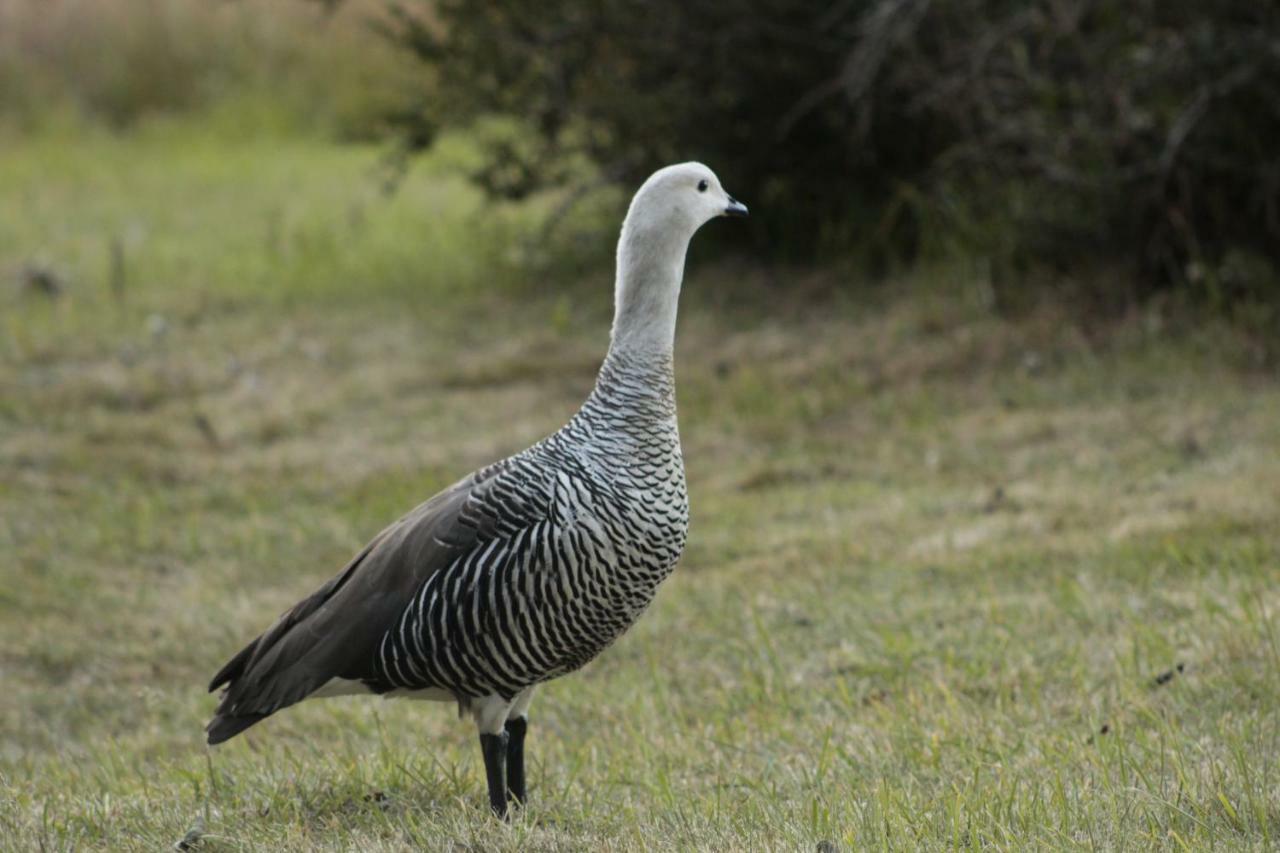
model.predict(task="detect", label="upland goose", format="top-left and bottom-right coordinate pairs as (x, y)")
top-left (207, 162), bottom-right (748, 816)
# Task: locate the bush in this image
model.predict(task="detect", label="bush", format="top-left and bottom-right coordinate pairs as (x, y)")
top-left (384, 0), bottom-right (1280, 294)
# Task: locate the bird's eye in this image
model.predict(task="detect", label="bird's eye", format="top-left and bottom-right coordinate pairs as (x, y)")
top-left (697, 179), bottom-right (708, 193)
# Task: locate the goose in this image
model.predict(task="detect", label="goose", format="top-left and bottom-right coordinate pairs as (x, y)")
top-left (206, 162), bottom-right (748, 817)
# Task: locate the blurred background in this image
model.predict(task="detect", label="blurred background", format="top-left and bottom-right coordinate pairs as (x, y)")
top-left (4, 0), bottom-right (1278, 314)
top-left (2, 1), bottom-right (1278, 848)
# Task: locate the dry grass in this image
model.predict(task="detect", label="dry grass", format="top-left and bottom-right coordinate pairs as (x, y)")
top-left (1, 130), bottom-right (1278, 850)
top-left (0, 0), bottom-right (415, 135)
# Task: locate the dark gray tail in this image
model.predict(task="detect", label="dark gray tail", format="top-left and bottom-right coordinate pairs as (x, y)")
top-left (206, 635), bottom-right (267, 744)
top-left (206, 712), bottom-right (268, 745)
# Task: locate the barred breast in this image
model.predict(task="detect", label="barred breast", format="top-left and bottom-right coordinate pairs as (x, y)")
top-left (369, 350), bottom-right (688, 701)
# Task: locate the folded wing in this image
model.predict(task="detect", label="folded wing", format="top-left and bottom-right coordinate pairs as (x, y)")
top-left (206, 467), bottom-right (512, 744)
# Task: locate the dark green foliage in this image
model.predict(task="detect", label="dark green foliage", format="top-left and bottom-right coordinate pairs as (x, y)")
top-left (385, 0), bottom-right (1280, 293)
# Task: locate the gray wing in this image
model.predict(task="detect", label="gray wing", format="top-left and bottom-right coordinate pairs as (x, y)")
top-left (206, 460), bottom-right (541, 744)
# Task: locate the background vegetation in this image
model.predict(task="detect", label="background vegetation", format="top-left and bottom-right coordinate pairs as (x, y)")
top-left (0, 0), bottom-right (413, 137)
top-left (1, 1), bottom-right (1278, 849)
top-left (385, 0), bottom-right (1280, 314)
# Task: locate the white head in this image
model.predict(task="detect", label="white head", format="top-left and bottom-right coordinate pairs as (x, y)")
top-left (611, 162), bottom-right (747, 354)
top-left (622, 161), bottom-right (749, 237)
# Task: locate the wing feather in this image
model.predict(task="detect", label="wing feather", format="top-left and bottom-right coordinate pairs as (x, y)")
top-left (206, 465), bottom-right (520, 743)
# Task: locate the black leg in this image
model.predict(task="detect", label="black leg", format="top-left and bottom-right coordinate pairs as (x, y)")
top-left (504, 717), bottom-right (527, 806)
top-left (479, 731), bottom-right (509, 818)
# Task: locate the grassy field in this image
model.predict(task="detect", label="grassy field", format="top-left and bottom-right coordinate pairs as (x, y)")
top-left (2, 128), bottom-right (1279, 851)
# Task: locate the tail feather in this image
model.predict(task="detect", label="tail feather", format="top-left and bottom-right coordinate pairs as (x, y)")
top-left (206, 712), bottom-right (268, 745)
top-left (206, 636), bottom-right (270, 745)
top-left (208, 637), bottom-right (259, 693)
top-left (201, 503), bottom-right (437, 746)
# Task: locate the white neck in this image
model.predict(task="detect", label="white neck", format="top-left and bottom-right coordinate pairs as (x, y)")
top-left (608, 209), bottom-right (692, 357)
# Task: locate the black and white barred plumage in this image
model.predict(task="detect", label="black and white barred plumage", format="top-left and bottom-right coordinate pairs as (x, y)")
top-left (205, 161), bottom-right (747, 816)
top-left (370, 351), bottom-right (687, 701)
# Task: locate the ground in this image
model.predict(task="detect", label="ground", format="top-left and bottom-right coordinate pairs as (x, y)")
top-left (1, 127), bottom-right (1278, 851)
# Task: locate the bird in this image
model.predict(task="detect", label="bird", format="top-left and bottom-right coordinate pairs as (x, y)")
top-left (205, 162), bottom-right (749, 817)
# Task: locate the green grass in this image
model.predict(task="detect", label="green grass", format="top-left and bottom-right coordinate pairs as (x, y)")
top-left (1, 127), bottom-right (1278, 851)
